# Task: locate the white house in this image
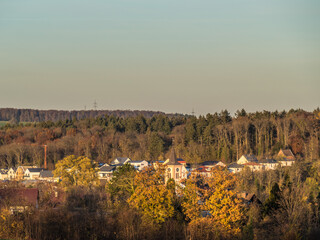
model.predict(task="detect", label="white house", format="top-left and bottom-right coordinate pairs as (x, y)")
top-left (278, 159), bottom-right (295, 167)
top-left (7, 168), bottom-right (17, 180)
top-left (259, 159), bottom-right (279, 170)
top-left (200, 161), bottom-right (226, 170)
top-left (110, 157), bottom-right (131, 166)
top-left (242, 162), bottom-right (264, 172)
top-left (24, 168), bottom-right (44, 180)
top-left (228, 163), bottom-right (244, 173)
top-left (0, 169), bottom-right (8, 180)
top-left (98, 165), bottom-right (116, 180)
top-left (129, 160), bottom-right (149, 171)
top-left (237, 155), bottom-right (258, 165)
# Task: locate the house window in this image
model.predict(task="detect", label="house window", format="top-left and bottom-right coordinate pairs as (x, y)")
top-left (168, 173), bottom-right (172, 179)
top-left (176, 168), bottom-right (179, 172)
top-left (176, 173), bottom-right (179, 179)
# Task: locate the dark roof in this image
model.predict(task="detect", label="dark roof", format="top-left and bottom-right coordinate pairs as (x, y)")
top-left (200, 161), bottom-right (219, 166)
top-left (27, 168), bottom-right (44, 173)
top-left (228, 163), bottom-right (244, 168)
top-left (259, 159), bottom-right (278, 164)
top-left (39, 170), bottom-right (53, 178)
top-left (165, 148), bottom-right (181, 165)
top-left (99, 165), bottom-right (116, 172)
top-left (0, 188), bottom-right (39, 206)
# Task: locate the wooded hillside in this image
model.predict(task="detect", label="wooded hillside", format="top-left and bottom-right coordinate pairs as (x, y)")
top-left (0, 108), bottom-right (319, 168)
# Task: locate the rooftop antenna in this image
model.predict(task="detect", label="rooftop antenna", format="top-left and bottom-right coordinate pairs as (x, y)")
top-left (93, 100), bottom-right (98, 110)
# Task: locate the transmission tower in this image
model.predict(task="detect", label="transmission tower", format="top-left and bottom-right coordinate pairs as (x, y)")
top-left (93, 100), bottom-right (98, 110)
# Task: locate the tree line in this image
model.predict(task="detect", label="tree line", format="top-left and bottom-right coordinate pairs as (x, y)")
top-left (0, 108), bottom-right (183, 123)
top-left (0, 108), bottom-right (319, 168)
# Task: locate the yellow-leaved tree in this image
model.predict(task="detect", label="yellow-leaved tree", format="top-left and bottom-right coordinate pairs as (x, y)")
top-left (205, 167), bottom-right (245, 236)
top-left (53, 155), bottom-right (99, 187)
top-left (128, 166), bottom-right (174, 224)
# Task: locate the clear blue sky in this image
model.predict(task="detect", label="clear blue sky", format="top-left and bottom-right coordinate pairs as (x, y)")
top-left (0, 0), bottom-right (319, 115)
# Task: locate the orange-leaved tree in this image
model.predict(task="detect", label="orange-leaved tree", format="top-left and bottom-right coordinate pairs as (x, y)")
top-left (182, 167), bottom-right (245, 237)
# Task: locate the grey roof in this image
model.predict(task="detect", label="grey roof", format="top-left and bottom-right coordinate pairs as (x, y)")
top-left (228, 163), bottom-right (244, 168)
top-left (99, 165), bottom-right (116, 172)
top-left (279, 158), bottom-right (295, 162)
top-left (259, 159), bottom-right (278, 164)
top-left (112, 157), bottom-right (130, 164)
top-left (27, 168), bottom-right (44, 173)
top-left (39, 170), bottom-right (53, 178)
top-left (130, 160), bottom-right (146, 164)
top-left (165, 148), bottom-right (181, 165)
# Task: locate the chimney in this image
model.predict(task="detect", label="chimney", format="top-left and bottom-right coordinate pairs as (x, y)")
top-left (44, 145), bottom-right (47, 169)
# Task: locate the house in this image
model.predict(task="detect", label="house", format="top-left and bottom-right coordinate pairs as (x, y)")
top-left (242, 162), bottom-right (264, 171)
top-left (16, 166), bottom-right (38, 180)
top-left (192, 166), bottom-right (213, 178)
top-left (237, 155), bottom-right (258, 164)
top-left (7, 167), bottom-right (17, 180)
top-left (0, 188), bottom-right (39, 213)
top-left (228, 163), bottom-right (244, 173)
top-left (277, 149), bottom-right (295, 160)
top-left (164, 148), bottom-right (187, 183)
top-left (98, 165), bottom-right (116, 180)
top-left (259, 159), bottom-right (279, 170)
top-left (129, 160), bottom-right (149, 171)
top-left (237, 192), bottom-right (262, 205)
top-left (177, 159), bottom-right (187, 167)
top-left (39, 170), bottom-right (58, 182)
top-left (152, 160), bottom-right (164, 169)
top-left (110, 157), bottom-right (131, 166)
top-left (200, 161), bottom-right (226, 169)
top-left (0, 169), bottom-right (8, 180)
top-left (278, 158), bottom-right (295, 167)
top-left (24, 168), bottom-right (44, 180)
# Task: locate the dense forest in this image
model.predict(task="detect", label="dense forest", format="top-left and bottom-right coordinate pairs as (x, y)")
top-left (0, 108), bottom-right (319, 168)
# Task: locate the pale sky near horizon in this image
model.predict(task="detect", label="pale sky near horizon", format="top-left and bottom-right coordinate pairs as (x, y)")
top-left (0, 0), bottom-right (319, 115)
